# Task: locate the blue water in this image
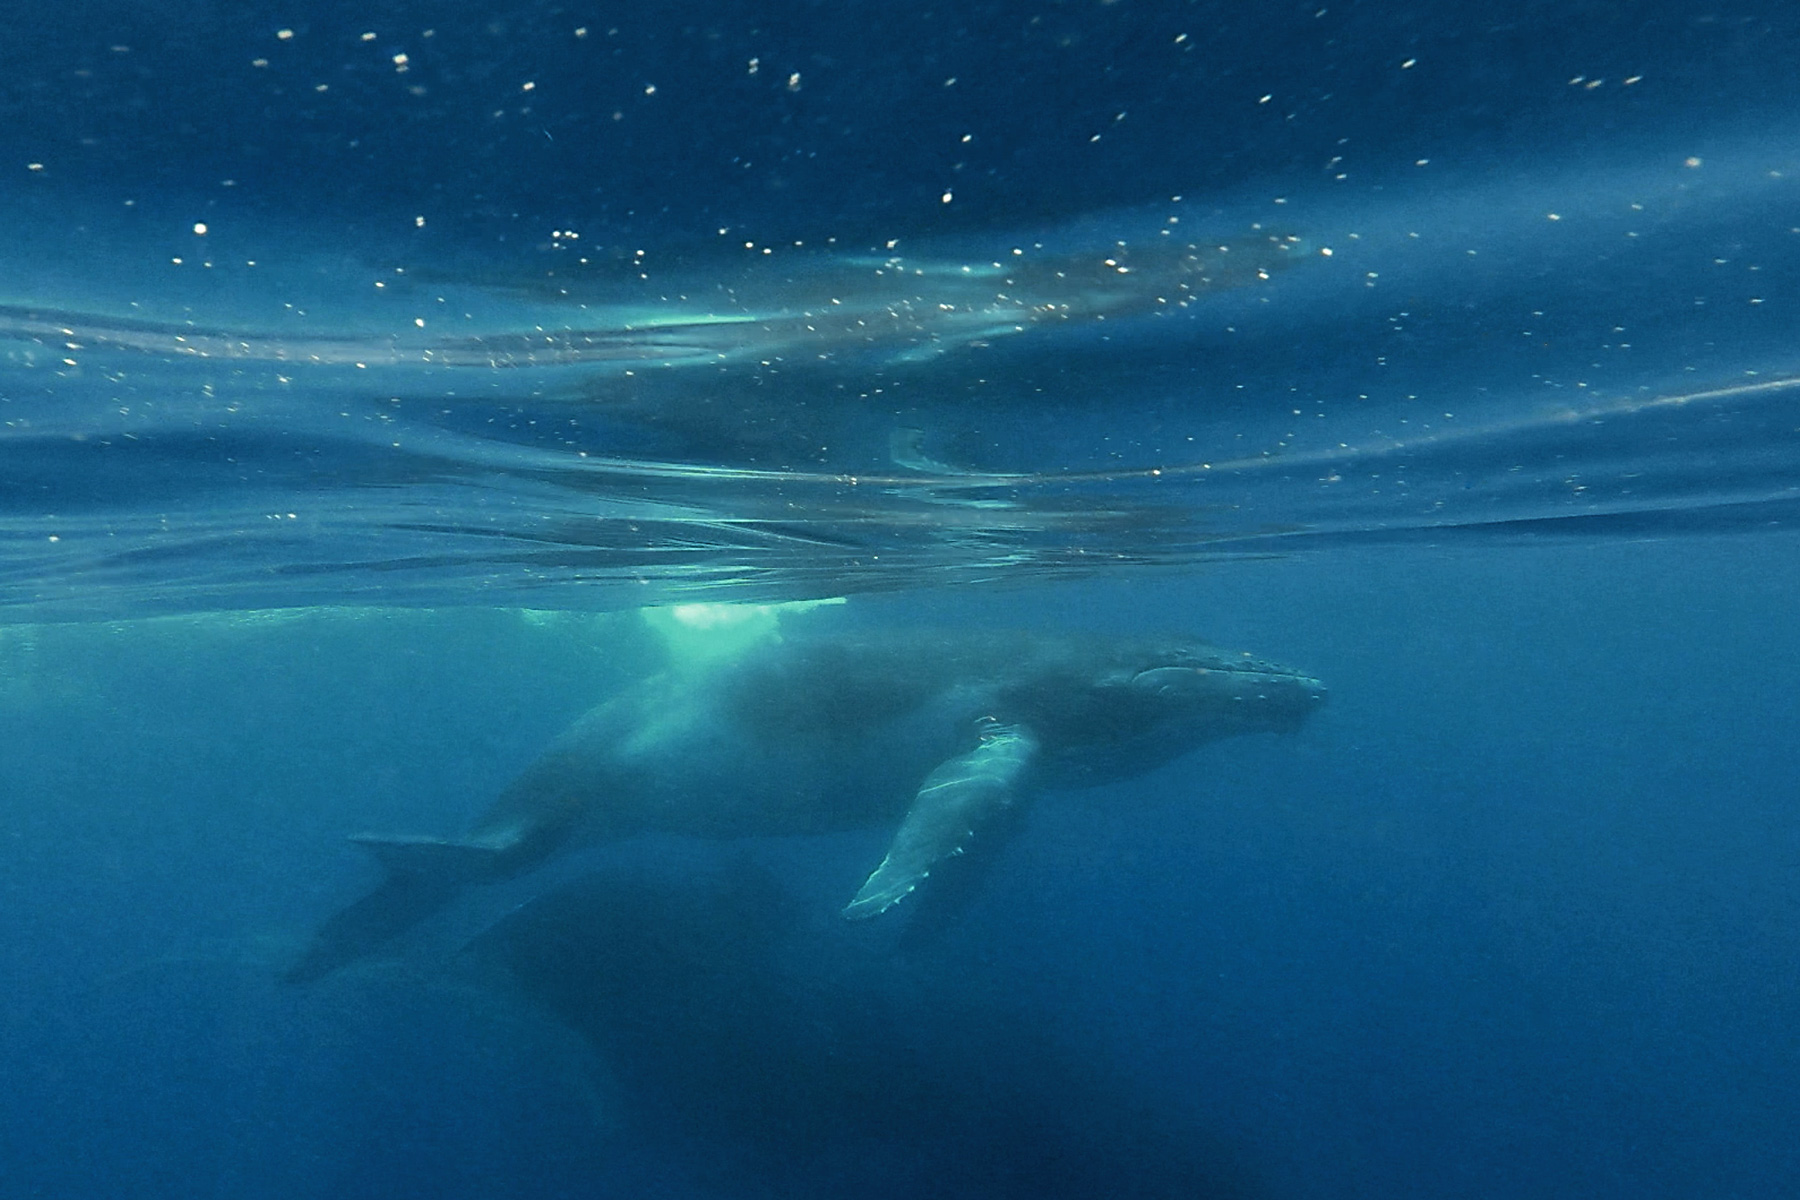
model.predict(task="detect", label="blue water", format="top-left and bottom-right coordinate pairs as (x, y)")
top-left (2, 2), bottom-right (1797, 1197)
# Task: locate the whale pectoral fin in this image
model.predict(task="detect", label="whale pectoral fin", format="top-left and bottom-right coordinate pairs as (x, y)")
top-left (843, 723), bottom-right (1040, 920)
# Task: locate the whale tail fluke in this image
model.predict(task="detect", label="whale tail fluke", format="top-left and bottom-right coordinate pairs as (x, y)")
top-left (348, 834), bottom-right (510, 884)
top-left (281, 836), bottom-right (508, 985)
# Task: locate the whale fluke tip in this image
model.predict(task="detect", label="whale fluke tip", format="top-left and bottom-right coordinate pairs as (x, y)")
top-left (349, 834), bottom-right (506, 884)
top-left (281, 837), bottom-right (508, 984)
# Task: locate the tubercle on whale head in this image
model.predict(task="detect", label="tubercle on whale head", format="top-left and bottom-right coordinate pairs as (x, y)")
top-left (1118, 645), bottom-right (1327, 735)
top-left (1262, 672), bottom-right (1329, 734)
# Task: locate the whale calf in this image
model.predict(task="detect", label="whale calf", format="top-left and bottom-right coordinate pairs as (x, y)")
top-left (288, 628), bottom-right (1324, 981)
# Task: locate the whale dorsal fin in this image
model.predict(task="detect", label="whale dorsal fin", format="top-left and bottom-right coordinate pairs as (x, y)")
top-left (842, 721), bottom-right (1040, 919)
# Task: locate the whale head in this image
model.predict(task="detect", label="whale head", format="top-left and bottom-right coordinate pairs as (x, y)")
top-left (1013, 636), bottom-right (1327, 783)
top-left (1123, 641), bottom-right (1327, 736)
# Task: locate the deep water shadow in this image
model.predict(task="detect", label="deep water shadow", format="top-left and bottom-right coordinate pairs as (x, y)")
top-left (462, 859), bottom-right (1264, 1200)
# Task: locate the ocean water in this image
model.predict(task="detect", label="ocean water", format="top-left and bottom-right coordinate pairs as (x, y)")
top-left (1, 2), bottom-right (1797, 1198)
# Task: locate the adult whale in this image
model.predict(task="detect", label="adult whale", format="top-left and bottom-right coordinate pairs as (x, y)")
top-left (287, 628), bottom-right (1325, 981)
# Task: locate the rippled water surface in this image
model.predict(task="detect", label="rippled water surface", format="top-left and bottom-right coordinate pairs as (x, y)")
top-left (4, 131), bottom-right (1798, 617)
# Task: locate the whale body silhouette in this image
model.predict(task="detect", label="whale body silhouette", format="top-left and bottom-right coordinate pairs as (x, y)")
top-left (288, 628), bottom-right (1325, 982)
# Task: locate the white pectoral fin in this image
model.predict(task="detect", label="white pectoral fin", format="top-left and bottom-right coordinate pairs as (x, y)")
top-left (842, 723), bottom-right (1040, 919)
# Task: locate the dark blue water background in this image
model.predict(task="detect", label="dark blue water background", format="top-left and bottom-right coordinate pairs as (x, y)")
top-left (1, 2), bottom-right (1797, 1197)
top-left (5, 545), bottom-right (1797, 1197)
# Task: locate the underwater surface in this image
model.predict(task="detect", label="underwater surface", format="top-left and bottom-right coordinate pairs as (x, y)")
top-left (1, 1), bottom-right (1797, 1197)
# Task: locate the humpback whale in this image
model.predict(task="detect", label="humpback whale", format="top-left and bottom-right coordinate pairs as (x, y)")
top-left (463, 860), bottom-right (1264, 1199)
top-left (288, 628), bottom-right (1324, 981)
